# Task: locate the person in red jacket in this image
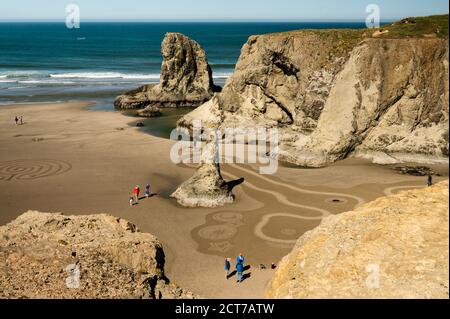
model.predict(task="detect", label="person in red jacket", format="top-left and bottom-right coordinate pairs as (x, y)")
top-left (133, 185), bottom-right (140, 203)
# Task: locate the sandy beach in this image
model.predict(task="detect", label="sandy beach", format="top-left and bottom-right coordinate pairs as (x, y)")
top-left (0, 102), bottom-right (448, 298)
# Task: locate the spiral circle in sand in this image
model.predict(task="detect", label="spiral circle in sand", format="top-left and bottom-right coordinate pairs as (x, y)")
top-left (0, 159), bottom-right (72, 181)
top-left (198, 225), bottom-right (238, 241)
top-left (212, 212), bottom-right (243, 223)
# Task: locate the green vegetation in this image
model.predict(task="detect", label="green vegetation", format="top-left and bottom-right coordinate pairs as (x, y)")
top-left (270, 14), bottom-right (448, 40)
top-left (374, 14), bottom-right (449, 39)
top-left (311, 29), bottom-right (366, 56)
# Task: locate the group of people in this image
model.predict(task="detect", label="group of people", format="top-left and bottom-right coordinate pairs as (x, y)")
top-left (129, 184), bottom-right (152, 206)
top-left (14, 116), bottom-right (24, 125)
top-left (224, 253), bottom-right (246, 283)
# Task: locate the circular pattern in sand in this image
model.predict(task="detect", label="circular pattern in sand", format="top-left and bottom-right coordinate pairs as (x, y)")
top-left (254, 213), bottom-right (321, 244)
top-left (280, 228), bottom-right (298, 236)
top-left (198, 224), bottom-right (238, 241)
top-left (212, 212), bottom-right (244, 226)
top-left (0, 159), bottom-right (72, 182)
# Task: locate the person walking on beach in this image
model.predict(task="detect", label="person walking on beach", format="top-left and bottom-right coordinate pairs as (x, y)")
top-left (145, 184), bottom-right (151, 198)
top-left (129, 196), bottom-right (134, 207)
top-left (133, 185), bottom-right (140, 203)
top-left (14, 116), bottom-right (19, 125)
top-left (19, 116), bottom-right (23, 125)
top-left (428, 174), bottom-right (433, 187)
top-left (236, 261), bottom-right (244, 283)
top-left (224, 258), bottom-right (231, 279)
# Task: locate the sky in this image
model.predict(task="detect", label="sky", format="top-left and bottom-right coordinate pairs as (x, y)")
top-left (0, 0), bottom-right (448, 21)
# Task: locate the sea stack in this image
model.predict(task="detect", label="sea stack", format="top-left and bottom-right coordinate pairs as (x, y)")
top-left (171, 141), bottom-right (240, 208)
top-left (115, 33), bottom-right (221, 113)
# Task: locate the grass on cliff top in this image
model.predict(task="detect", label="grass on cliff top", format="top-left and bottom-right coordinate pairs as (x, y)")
top-left (373, 14), bottom-right (449, 39)
top-left (272, 14), bottom-right (448, 41)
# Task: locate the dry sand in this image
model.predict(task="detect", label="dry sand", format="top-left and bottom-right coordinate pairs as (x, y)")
top-left (0, 102), bottom-right (448, 298)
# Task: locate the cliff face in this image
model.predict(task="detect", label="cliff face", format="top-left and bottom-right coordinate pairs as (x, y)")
top-left (179, 18), bottom-right (449, 167)
top-left (0, 211), bottom-right (195, 299)
top-left (266, 181), bottom-right (449, 299)
top-left (115, 33), bottom-right (220, 110)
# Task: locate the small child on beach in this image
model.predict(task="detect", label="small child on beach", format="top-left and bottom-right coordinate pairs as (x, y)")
top-left (145, 184), bottom-right (151, 198)
top-left (129, 196), bottom-right (134, 207)
top-left (224, 258), bottom-right (231, 279)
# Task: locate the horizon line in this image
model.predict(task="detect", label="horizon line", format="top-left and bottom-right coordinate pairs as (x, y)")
top-left (0, 18), bottom-right (397, 23)
top-left (0, 12), bottom-right (447, 23)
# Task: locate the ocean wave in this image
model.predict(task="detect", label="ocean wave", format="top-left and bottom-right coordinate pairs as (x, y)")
top-left (1, 71), bottom-right (232, 82)
top-left (49, 72), bottom-right (161, 80)
top-left (1, 71), bottom-right (48, 79)
top-left (17, 80), bottom-right (77, 84)
top-left (213, 72), bottom-right (233, 79)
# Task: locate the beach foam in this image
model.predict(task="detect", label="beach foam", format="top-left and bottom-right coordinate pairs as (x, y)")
top-left (49, 72), bottom-right (160, 80)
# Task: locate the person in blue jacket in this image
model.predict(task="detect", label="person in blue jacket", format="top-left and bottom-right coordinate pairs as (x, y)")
top-left (236, 261), bottom-right (244, 283)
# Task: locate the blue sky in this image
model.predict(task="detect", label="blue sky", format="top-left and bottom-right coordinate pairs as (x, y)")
top-left (0, 0), bottom-right (448, 21)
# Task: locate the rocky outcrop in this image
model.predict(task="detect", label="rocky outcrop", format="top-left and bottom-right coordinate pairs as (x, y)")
top-left (0, 211), bottom-right (196, 299)
top-left (171, 142), bottom-right (240, 208)
top-left (179, 16), bottom-right (449, 167)
top-left (115, 33), bottom-right (220, 111)
top-left (137, 105), bottom-right (162, 118)
top-left (266, 181), bottom-right (449, 299)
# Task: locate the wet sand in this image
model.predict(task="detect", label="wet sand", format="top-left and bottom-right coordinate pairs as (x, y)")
top-left (0, 102), bottom-right (448, 298)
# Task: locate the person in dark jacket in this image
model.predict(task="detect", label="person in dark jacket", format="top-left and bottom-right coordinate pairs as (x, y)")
top-left (224, 258), bottom-right (231, 279)
top-left (236, 262), bottom-right (244, 283)
top-left (145, 184), bottom-right (151, 198)
top-left (428, 174), bottom-right (433, 187)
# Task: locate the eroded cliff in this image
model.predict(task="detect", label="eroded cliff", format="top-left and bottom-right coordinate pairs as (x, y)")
top-left (179, 15), bottom-right (449, 167)
top-left (266, 181), bottom-right (449, 299)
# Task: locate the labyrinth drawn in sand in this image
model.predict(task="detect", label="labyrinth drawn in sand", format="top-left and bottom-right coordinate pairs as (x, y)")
top-left (192, 163), bottom-right (426, 258)
top-left (0, 159), bottom-right (72, 181)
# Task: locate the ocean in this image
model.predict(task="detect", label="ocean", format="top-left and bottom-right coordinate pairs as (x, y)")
top-left (0, 22), bottom-right (367, 109)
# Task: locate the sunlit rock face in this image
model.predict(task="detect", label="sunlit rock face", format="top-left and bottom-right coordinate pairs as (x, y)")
top-left (266, 181), bottom-right (449, 299)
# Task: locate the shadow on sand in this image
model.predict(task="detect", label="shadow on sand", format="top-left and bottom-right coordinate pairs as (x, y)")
top-left (224, 178), bottom-right (245, 192)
